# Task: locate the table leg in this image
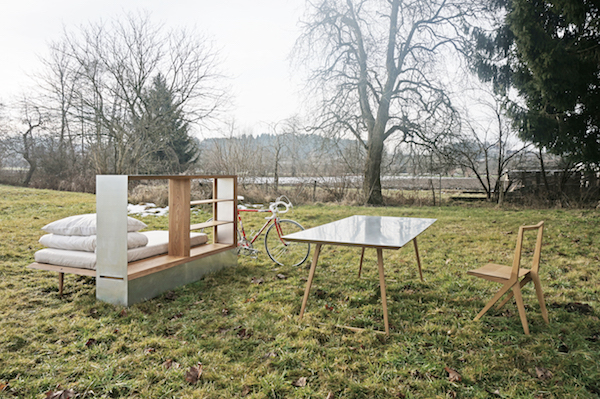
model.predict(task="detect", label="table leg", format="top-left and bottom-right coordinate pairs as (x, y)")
top-left (299, 243), bottom-right (322, 321)
top-left (377, 248), bottom-right (390, 336)
top-left (358, 247), bottom-right (365, 278)
top-left (413, 238), bottom-right (424, 282)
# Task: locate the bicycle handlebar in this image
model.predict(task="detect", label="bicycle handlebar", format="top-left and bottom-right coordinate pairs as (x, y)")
top-left (268, 195), bottom-right (293, 216)
top-left (237, 195), bottom-right (293, 218)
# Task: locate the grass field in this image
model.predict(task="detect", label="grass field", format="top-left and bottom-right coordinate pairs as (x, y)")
top-left (1, 184), bottom-right (599, 398)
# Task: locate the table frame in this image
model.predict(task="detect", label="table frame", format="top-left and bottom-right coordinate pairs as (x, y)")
top-left (286, 216), bottom-right (434, 335)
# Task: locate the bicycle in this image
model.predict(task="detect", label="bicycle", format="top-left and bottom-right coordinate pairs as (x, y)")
top-left (204, 195), bottom-right (310, 267)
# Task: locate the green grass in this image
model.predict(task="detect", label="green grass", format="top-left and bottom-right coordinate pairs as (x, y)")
top-left (1, 184), bottom-right (599, 398)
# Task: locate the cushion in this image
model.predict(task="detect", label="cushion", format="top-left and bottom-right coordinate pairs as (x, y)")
top-left (34, 231), bottom-right (208, 270)
top-left (41, 214), bottom-right (147, 236)
top-left (34, 248), bottom-right (97, 270)
top-left (39, 232), bottom-right (149, 252)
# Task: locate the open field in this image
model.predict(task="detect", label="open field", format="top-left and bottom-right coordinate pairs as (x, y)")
top-left (1, 184), bottom-right (599, 398)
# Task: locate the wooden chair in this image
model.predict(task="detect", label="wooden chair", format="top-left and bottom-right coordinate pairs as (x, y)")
top-left (467, 221), bottom-right (548, 335)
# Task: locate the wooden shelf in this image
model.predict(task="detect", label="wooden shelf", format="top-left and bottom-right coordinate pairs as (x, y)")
top-left (127, 243), bottom-right (234, 280)
top-left (190, 198), bottom-right (234, 206)
top-left (128, 174), bottom-right (237, 181)
top-left (190, 220), bottom-right (233, 231)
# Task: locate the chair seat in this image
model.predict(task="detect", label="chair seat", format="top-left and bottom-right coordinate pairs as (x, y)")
top-left (467, 263), bottom-right (530, 281)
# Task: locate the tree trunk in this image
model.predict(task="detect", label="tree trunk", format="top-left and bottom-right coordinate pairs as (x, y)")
top-left (363, 132), bottom-right (384, 205)
top-left (538, 147), bottom-right (550, 196)
top-left (22, 129), bottom-right (38, 187)
top-left (273, 153), bottom-right (279, 194)
top-left (22, 158), bottom-right (37, 187)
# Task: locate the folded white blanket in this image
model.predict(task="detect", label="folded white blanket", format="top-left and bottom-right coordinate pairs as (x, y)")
top-left (39, 232), bottom-right (149, 252)
top-left (34, 231), bottom-right (208, 270)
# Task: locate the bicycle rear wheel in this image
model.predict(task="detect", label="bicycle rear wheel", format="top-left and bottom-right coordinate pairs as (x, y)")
top-left (265, 219), bottom-right (310, 267)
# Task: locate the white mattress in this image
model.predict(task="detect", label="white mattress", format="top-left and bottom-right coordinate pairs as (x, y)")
top-left (39, 232), bottom-right (149, 252)
top-left (34, 231), bottom-right (208, 270)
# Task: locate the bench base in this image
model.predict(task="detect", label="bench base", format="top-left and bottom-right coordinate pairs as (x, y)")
top-left (107, 248), bottom-right (237, 306)
top-left (29, 247), bottom-right (237, 305)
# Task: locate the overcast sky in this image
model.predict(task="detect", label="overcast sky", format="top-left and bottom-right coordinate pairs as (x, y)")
top-left (0, 0), bottom-right (305, 135)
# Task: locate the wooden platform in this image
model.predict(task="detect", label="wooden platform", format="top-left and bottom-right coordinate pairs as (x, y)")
top-left (28, 262), bottom-right (96, 277)
top-left (28, 242), bottom-right (233, 281)
top-left (126, 243), bottom-right (233, 280)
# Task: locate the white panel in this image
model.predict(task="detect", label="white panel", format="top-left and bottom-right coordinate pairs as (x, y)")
top-left (96, 175), bottom-right (129, 305)
top-left (216, 177), bottom-right (235, 245)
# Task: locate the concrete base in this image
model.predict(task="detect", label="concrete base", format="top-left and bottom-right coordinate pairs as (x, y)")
top-left (124, 249), bottom-right (236, 306)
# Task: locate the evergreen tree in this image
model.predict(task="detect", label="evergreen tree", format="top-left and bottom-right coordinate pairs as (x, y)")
top-left (140, 74), bottom-right (199, 173)
top-left (472, 0), bottom-right (600, 164)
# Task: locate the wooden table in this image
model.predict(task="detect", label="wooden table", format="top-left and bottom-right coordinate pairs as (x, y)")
top-left (283, 215), bottom-right (436, 335)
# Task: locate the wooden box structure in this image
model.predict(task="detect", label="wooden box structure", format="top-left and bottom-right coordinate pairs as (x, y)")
top-left (30, 175), bottom-right (238, 306)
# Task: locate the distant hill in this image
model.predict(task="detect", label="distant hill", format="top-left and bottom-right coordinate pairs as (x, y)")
top-left (198, 133), bottom-right (360, 158)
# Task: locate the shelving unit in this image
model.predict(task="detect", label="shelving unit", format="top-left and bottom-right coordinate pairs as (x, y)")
top-left (29, 174), bottom-right (238, 305)
top-left (93, 174), bottom-right (238, 306)
top-left (126, 175), bottom-right (237, 256)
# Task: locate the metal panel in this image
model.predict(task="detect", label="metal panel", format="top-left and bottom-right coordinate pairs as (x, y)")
top-left (96, 175), bottom-right (129, 305)
top-left (127, 249), bottom-right (237, 305)
top-left (215, 177), bottom-right (235, 245)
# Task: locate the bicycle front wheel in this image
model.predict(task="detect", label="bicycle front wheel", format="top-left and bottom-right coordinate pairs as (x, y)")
top-left (265, 219), bottom-right (310, 267)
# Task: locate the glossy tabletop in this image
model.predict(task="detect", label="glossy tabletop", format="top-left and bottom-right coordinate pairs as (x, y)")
top-left (283, 215), bottom-right (436, 249)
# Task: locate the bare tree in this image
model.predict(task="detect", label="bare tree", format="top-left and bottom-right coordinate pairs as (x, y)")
top-left (0, 102), bottom-right (7, 173)
top-left (45, 12), bottom-right (227, 175)
top-left (438, 92), bottom-right (530, 201)
top-left (200, 121), bottom-right (264, 179)
top-left (263, 117), bottom-right (305, 193)
top-left (37, 40), bottom-right (82, 166)
top-left (295, 0), bottom-right (477, 204)
top-left (4, 100), bottom-right (46, 187)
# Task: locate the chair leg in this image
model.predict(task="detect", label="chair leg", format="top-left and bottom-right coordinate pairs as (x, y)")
top-left (511, 284), bottom-right (530, 335)
top-left (474, 282), bottom-right (514, 321)
top-left (496, 275), bottom-right (531, 310)
top-left (59, 272), bottom-right (64, 298)
top-left (531, 274), bottom-right (549, 324)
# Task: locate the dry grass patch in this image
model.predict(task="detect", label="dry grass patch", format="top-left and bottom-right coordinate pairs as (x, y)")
top-left (1, 185), bottom-right (599, 398)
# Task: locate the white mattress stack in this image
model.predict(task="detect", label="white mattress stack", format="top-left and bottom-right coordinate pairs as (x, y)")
top-left (34, 214), bottom-right (149, 270)
top-left (34, 214), bottom-right (209, 270)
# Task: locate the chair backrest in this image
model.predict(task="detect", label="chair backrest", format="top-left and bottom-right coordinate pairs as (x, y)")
top-left (510, 221), bottom-right (544, 278)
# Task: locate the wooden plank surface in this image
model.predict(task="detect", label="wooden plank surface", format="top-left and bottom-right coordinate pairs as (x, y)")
top-left (168, 179), bottom-right (191, 257)
top-left (127, 243), bottom-right (234, 280)
top-left (190, 220), bottom-right (232, 231)
top-left (27, 262), bottom-right (96, 277)
top-left (128, 175), bottom-right (237, 181)
top-left (190, 198), bottom-right (234, 206)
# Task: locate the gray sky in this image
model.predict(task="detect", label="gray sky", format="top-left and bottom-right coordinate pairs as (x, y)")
top-left (0, 0), bottom-right (305, 133)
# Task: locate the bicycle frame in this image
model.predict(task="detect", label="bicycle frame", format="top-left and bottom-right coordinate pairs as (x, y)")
top-left (231, 196), bottom-right (310, 266)
top-left (200, 195), bottom-right (308, 266)
top-left (237, 207), bottom-right (286, 247)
